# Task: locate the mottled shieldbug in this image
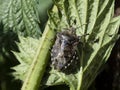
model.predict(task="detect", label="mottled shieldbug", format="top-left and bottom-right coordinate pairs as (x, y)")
top-left (51, 27), bottom-right (80, 73)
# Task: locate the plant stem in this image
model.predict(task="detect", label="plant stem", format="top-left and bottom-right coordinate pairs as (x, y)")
top-left (21, 22), bottom-right (55, 90)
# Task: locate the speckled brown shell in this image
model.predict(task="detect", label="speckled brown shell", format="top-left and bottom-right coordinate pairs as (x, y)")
top-left (51, 27), bottom-right (80, 72)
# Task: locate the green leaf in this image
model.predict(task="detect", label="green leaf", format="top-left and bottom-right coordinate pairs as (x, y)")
top-left (12, 36), bottom-right (40, 80)
top-left (1, 0), bottom-right (41, 38)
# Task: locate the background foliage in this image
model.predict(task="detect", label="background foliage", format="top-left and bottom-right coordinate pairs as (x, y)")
top-left (0, 0), bottom-right (120, 90)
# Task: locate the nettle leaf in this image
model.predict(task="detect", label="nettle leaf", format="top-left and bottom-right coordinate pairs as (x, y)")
top-left (1, 0), bottom-right (41, 38)
top-left (43, 0), bottom-right (120, 90)
top-left (12, 36), bottom-right (39, 80)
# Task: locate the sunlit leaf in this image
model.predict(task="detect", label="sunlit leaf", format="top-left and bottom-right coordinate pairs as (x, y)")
top-left (1, 0), bottom-right (41, 38)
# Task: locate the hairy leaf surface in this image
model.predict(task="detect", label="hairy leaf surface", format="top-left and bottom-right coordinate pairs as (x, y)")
top-left (0, 0), bottom-right (41, 38)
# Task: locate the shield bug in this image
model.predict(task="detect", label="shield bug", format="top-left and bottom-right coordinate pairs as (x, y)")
top-left (51, 27), bottom-right (81, 73)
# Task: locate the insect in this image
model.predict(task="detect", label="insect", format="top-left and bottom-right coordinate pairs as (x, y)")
top-left (51, 27), bottom-right (80, 73)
